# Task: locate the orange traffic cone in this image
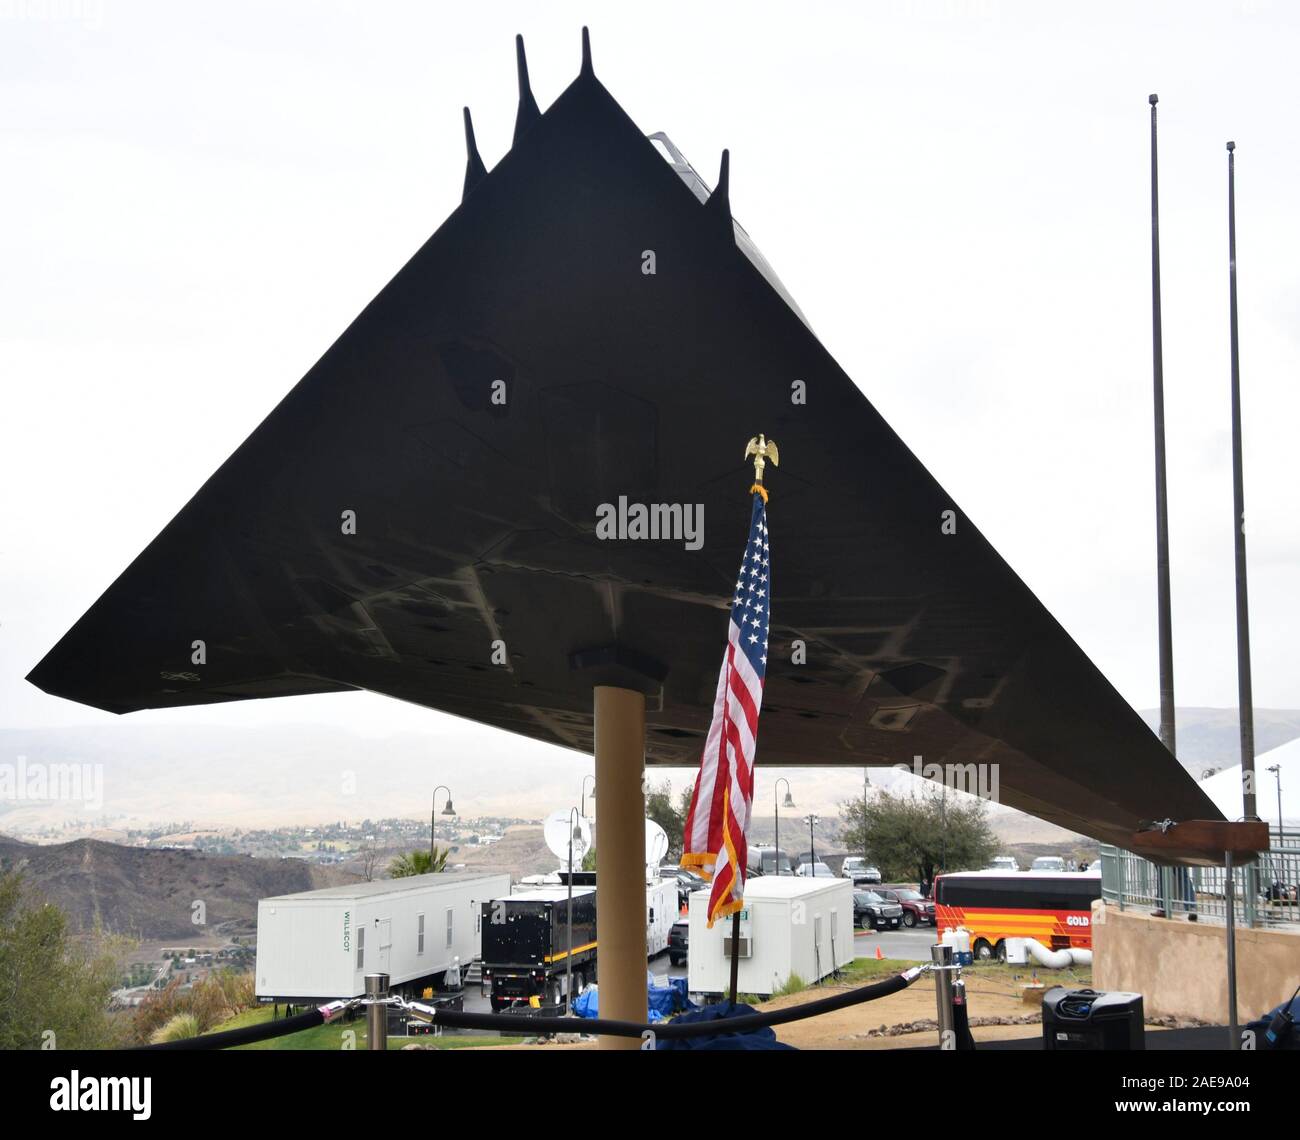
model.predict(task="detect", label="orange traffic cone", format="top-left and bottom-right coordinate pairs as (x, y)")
top-left (875, 945), bottom-right (884, 960)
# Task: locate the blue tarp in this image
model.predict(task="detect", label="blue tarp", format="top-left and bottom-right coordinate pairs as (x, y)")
top-left (654, 1000), bottom-right (797, 1050)
top-left (572, 972), bottom-right (694, 1021)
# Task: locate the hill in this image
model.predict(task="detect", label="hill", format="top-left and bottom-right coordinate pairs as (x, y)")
top-left (0, 836), bottom-right (359, 940)
top-left (1137, 707), bottom-right (1300, 778)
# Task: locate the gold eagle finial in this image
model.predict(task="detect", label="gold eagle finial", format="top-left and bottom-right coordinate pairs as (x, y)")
top-left (744, 434), bottom-right (779, 498)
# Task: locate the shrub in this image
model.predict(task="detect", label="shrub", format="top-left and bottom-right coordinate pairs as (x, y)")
top-left (150, 1012), bottom-right (201, 1043)
top-left (774, 972), bottom-right (807, 997)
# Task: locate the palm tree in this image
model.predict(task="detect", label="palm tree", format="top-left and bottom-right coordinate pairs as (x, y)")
top-left (388, 846), bottom-right (449, 878)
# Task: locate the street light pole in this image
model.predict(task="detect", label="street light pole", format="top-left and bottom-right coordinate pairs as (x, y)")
top-left (804, 814), bottom-right (821, 868)
top-left (581, 774), bottom-right (595, 820)
top-left (863, 767), bottom-right (871, 864)
top-left (566, 806), bottom-right (583, 1012)
top-left (774, 778), bottom-right (793, 875)
top-left (430, 785), bottom-right (454, 865)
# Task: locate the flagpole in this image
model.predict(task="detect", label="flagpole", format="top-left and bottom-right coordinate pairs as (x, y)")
top-left (1226, 140), bottom-right (1257, 821)
top-left (1149, 93), bottom-right (1177, 758)
top-left (728, 910), bottom-right (741, 1006)
top-left (684, 433), bottom-right (779, 1010)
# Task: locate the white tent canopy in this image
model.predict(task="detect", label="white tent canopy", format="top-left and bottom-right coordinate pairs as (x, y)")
top-left (1199, 736), bottom-right (1300, 828)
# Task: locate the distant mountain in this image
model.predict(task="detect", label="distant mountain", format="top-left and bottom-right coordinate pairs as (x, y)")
top-left (0, 835), bottom-right (358, 940)
top-left (3, 708), bottom-right (1295, 842)
top-left (1137, 708), bottom-right (1300, 778)
top-left (0, 722), bottom-right (593, 831)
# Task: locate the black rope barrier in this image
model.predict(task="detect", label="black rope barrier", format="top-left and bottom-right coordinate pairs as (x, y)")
top-left (142, 966), bottom-right (925, 1049)
top-left (422, 969), bottom-right (915, 1039)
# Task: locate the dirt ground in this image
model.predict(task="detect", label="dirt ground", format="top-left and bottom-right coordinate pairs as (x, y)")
top-left (470, 969), bottom-right (1060, 1051)
top-left (767, 971), bottom-right (1041, 1049)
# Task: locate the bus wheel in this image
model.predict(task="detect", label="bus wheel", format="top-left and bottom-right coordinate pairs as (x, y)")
top-left (993, 940), bottom-right (1006, 963)
top-left (973, 938), bottom-right (994, 961)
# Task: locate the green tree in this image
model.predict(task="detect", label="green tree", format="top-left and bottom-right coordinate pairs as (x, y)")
top-left (840, 786), bottom-right (997, 887)
top-left (388, 846), bottom-right (448, 878)
top-left (0, 870), bottom-right (131, 1049)
top-left (646, 779), bottom-right (688, 860)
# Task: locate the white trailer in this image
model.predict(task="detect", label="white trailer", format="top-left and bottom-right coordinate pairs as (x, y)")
top-left (687, 876), bottom-right (855, 997)
top-left (255, 872), bottom-right (510, 1002)
top-left (645, 876), bottom-right (678, 957)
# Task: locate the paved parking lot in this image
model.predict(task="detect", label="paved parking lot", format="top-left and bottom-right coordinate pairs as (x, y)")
top-left (851, 923), bottom-right (939, 962)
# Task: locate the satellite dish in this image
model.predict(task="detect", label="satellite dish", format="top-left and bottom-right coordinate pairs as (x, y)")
top-left (645, 819), bottom-right (669, 866)
top-left (543, 810), bottom-right (592, 867)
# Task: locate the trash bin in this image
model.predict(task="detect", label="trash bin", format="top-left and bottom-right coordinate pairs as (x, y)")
top-left (1042, 987), bottom-right (1145, 1051)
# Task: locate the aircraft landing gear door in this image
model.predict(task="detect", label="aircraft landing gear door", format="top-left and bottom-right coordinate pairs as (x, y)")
top-left (377, 918), bottom-right (393, 973)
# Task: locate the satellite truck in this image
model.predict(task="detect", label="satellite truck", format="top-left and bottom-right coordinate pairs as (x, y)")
top-left (480, 885), bottom-right (599, 1010)
top-left (479, 815), bottom-right (678, 1012)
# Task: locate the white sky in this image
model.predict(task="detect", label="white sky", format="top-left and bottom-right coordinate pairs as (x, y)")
top-left (2, 1), bottom-right (1297, 758)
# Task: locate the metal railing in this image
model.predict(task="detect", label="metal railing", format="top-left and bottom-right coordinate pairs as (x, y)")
top-left (1100, 830), bottom-right (1300, 929)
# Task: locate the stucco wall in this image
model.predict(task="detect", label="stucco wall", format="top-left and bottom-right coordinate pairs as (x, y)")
top-left (1092, 899), bottom-right (1300, 1025)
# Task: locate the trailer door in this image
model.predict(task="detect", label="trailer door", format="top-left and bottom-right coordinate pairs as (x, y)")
top-left (377, 918), bottom-right (392, 973)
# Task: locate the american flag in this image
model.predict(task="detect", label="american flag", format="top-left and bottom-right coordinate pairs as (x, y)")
top-left (681, 490), bottom-right (770, 927)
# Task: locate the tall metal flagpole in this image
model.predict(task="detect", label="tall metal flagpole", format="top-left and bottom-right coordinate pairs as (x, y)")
top-left (1149, 94), bottom-right (1177, 758)
top-left (1226, 140), bottom-right (1257, 821)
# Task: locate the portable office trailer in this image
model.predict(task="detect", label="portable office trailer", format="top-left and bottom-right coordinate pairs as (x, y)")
top-left (687, 876), bottom-right (855, 996)
top-left (255, 872), bottom-right (511, 1002)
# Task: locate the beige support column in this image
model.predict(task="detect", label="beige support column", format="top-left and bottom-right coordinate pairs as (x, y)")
top-left (593, 684), bottom-right (648, 1048)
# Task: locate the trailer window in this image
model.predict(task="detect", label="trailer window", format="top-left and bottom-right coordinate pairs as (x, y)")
top-left (445, 907), bottom-right (454, 949)
top-left (356, 924), bottom-right (365, 970)
top-left (417, 913), bottom-right (425, 956)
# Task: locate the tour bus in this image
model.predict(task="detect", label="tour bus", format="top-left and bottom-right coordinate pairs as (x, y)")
top-left (933, 869), bottom-right (1101, 961)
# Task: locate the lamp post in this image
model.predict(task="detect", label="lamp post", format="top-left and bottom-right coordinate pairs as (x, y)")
top-left (430, 786), bottom-right (455, 866)
top-left (581, 774), bottom-right (596, 820)
top-left (804, 814), bottom-right (821, 870)
top-left (774, 779), bottom-right (794, 875)
top-left (863, 767), bottom-right (871, 864)
top-left (566, 806), bottom-right (585, 1012)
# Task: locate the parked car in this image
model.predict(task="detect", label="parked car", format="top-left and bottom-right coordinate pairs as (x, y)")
top-left (986, 856), bottom-right (1020, 873)
top-left (853, 890), bottom-right (903, 930)
top-left (661, 866), bottom-right (706, 909)
top-left (841, 857), bottom-right (882, 885)
top-left (873, 885), bottom-right (935, 927)
top-left (795, 861), bottom-right (836, 879)
top-left (746, 846), bottom-right (793, 877)
top-left (668, 917), bottom-right (690, 967)
top-left (1030, 856), bottom-right (1066, 872)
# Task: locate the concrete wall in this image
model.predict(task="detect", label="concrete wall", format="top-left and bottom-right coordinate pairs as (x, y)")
top-left (1092, 899), bottom-right (1300, 1024)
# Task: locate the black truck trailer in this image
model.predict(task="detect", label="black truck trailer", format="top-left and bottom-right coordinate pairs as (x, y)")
top-left (480, 888), bottom-right (597, 1011)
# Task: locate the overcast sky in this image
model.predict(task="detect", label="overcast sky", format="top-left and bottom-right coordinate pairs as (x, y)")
top-left (2, 1), bottom-right (1297, 766)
